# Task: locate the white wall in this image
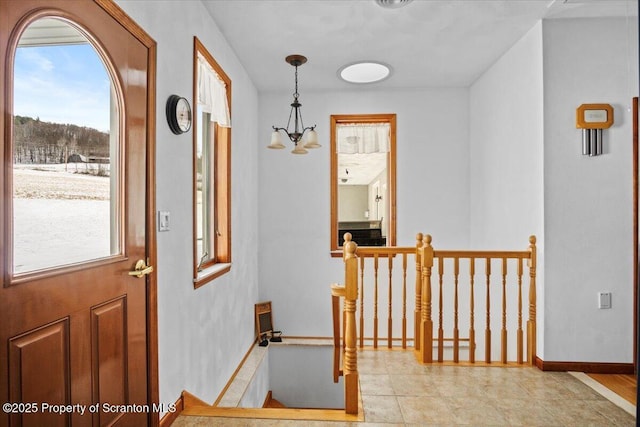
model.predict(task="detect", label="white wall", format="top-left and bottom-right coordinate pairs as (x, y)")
top-left (469, 23), bottom-right (545, 355)
top-left (338, 185), bottom-right (368, 221)
top-left (268, 345), bottom-right (344, 408)
top-left (116, 0), bottom-right (260, 406)
top-left (542, 17), bottom-right (637, 363)
top-left (469, 22), bottom-right (545, 249)
top-left (258, 88), bottom-right (470, 337)
top-left (470, 16), bottom-right (638, 364)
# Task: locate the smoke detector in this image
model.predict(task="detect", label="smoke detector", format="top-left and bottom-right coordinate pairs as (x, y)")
top-left (375, 0), bottom-right (413, 9)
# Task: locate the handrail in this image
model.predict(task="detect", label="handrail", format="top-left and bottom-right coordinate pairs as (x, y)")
top-left (350, 247), bottom-right (416, 256)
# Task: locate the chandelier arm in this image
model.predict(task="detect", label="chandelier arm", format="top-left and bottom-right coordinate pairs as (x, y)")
top-left (286, 105), bottom-right (295, 134)
top-left (296, 102), bottom-right (304, 132)
top-left (272, 125), bottom-right (315, 135)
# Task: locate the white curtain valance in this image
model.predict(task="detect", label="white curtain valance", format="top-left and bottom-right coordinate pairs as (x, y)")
top-left (197, 54), bottom-right (231, 128)
top-left (336, 123), bottom-right (390, 154)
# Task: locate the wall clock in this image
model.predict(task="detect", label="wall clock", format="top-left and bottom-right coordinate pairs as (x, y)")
top-left (166, 94), bottom-right (192, 134)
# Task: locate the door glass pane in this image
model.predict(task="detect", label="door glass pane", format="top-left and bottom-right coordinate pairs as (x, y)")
top-left (12, 18), bottom-right (120, 274)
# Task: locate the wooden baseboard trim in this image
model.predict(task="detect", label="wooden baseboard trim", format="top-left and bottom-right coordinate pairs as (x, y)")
top-left (159, 394), bottom-right (184, 427)
top-left (183, 389), bottom-right (212, 408)
top-left (181, 406), bottom-right (363, 422)
top-left (536, 357), bottom-right (634, 374)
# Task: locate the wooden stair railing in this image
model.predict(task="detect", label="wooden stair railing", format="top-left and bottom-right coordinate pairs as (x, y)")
top-left (417, 234), bottom-right (537, 365)
top-left (352, 235), bottom-right (423, 349)
top-left (342, 232), bottom-right (537, 366)
top-left (330, 233), bottom-right (359, 415)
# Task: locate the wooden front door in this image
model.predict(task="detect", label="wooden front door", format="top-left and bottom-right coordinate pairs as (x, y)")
top-left (0, 1), bottom-right (156, 426)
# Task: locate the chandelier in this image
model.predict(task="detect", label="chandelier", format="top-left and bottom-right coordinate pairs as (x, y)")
top-left (268, 55), bottom-right (320, 154)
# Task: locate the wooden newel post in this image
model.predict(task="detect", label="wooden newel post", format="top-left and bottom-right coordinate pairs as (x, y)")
top-left (343, 234), bottom-right (359, 414)
top-left (414, 233), bottom-right (423, 352)
top-left (419, 234), bottom-right (434, 363)
top-left (527, 235), bottom-right (537, 365)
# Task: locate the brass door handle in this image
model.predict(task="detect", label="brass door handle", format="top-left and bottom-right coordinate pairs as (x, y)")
top-left (128, 259), bottom-right (154, 278)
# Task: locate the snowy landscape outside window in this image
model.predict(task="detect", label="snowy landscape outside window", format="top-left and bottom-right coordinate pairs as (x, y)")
top-left (12, 17), bottom-right (121, 275)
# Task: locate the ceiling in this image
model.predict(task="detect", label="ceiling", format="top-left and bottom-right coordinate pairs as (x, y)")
top-left (202, 0), bottom-right (636, 185)
top-left (338, 152), bottom-right (388, 185)
top-left (202, 0), bottom-right (637, 92)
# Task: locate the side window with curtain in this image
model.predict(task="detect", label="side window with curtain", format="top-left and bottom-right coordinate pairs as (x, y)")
top-left (193, 37), bottom-right (231, 288)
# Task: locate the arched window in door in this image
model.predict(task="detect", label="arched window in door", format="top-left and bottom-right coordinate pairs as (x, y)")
top-left (11, 16), bottom-right (122, 275)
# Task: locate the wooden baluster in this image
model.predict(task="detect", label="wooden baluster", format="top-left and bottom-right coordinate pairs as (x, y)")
top-left (342, 234), bottom-right (353, 350)
top-left (343, 237), bottom-right (359, 414)
top-left (331, 287), bottom-right (344, 383)
top-left (437, 256), bottom-right (444, 362)
top-left (343, 300), bottom-right (347, 350)
top-left (414, 233), bottom-right (423, 352)
top-left (517, 257), bottom-right (523, 364)
top-left (527, 236), bottom-right (537, 365)
top-left (374, 253), bottom-right (379, 349)
top-left (485, 258), bottom-right (491, 363)
top-left (420, 234), bottom-right (434, 363)
top-left (469, 257), bottom-right (476, 363)
top-left (453, 257), bottom-right (460, 363)
top-left (501, 258), bottom-right (507, 364)
top-left (388, 255), bottom-right (393, 348)
top-left (359, 256), bottom-right (365, 349)
top-left (402, 253), bottom-right (408, 349)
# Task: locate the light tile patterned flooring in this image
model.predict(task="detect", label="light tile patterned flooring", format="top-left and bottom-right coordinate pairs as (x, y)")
top-left (173, 349), bottom-right (636, 426)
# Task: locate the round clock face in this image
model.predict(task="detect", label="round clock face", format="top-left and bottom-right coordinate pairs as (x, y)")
top-left (166, 95), bottom-right (191, 134)
top-left (175, 97), bottom-right (191, 132)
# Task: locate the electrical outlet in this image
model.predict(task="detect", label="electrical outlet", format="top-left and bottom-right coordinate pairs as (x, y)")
top-left (158, 211), bottom-right (170, 232)
top-left (598, 292), bottom-right (612, 309)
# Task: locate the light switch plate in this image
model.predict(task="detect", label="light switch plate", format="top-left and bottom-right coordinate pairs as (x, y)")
top-left (158, 211), bottom-right (170, 232)
top-left (598, 292), bottom-right (612, 309)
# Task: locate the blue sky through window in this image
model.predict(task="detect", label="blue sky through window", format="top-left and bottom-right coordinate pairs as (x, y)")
top-left (14, 43), bottom-right (111, 132)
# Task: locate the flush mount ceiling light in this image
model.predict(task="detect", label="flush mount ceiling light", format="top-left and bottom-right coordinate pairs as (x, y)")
top-left (268, 54), bottom-right (320, 155)
top-left (375, 0), bottom-right (413, 9)
top-left (339, 61), bottom-right (392, 84)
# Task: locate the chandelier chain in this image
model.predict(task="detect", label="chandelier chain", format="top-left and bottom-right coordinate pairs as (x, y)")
top-left (293, 64), bottom-right (299, 99)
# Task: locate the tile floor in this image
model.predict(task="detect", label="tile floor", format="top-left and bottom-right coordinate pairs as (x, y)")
top-left (173, 349), bottom-right (637, 426)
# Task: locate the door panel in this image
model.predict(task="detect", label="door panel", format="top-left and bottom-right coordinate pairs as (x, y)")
top-left (0, 1), bottom-right (154, 426)
top-left (9, 320), bottom-right (70, 427)
top-left (91, 297), bottom-right (127, 427)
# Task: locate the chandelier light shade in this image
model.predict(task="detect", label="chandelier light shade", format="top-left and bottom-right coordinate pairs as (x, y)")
top-left (268, 54), bottom-right (320, 154)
